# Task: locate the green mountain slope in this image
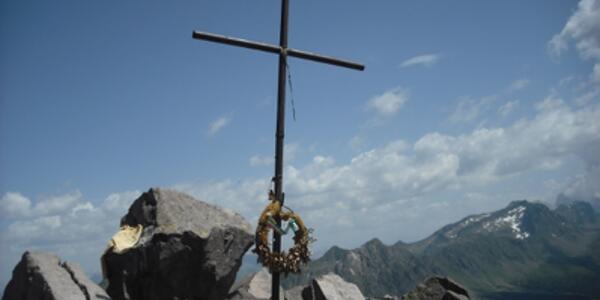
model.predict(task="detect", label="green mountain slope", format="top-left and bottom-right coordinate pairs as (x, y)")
top-left (283, 201), bottom-right (600, 299)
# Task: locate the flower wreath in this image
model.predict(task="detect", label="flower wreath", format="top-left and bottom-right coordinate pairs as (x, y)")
top-left (253, 191), bottom-right (314, 274)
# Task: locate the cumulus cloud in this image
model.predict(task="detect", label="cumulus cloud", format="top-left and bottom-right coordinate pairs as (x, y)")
top-left (497, 100), bottom-right (520, 116)
top-left (249, 155), bottom-right (272, 167)
top-left (449, 95), bottom-right (496, 123)
top-left (508, 79), bottom-right (530, 92)
top-left (560, 164), bottom-right (600, 205)
top-left (174, 94), bottom-right (600, 249)
top-left (1, 190), bottom-right (141, 246)
top-left (207, 116), bottom-right (230, 136)
top-left (367, 87), bottom-right (409, 116)
top-left (0, 192), bottom-right (31, 218)
top-left (285, 96), bottom-right (599, 212)
top-left (249, 143), bottom-right (299, 167)
top-left (2, 92), bottom-right (600, 285)
top-left (32, 191), bottom-right (82, 216)
top-left (400, 54), bottom-right (441, 68)
top-left (549, 0), bottom-right (600, 81)
top-left (0, 189), bottom-right (141, 286)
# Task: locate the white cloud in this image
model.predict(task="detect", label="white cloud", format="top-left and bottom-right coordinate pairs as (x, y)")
top-left (33, 191), bottom-right (82, 216)
top-left (207, 116), bottom-right (230, 136)
top-left (0, 192), bottom-right (31, 218)
top-left (102, 190), bottom-right (142, 214)
top-left (594, 64), bottom-right (600, 82)
top-left (561, 164), bottom-right (600, 204)
top-left (284, 142), bottom-right (302, 163)
top-left (249, 143), bottom-right (298, 167)
top-left (367, 87), bottom-right (409, 116)
top-left (400, 54), bottom-right (440, 68)
top-left (508, 79), bottom-right (530, 92)
top-left (0, 189), bottom-right (141, 286)
top-left (2, 91), bottom-right (600, 286)
top-left (6, 216), bottom-right (62, 241)
top-left (249, 155), bottom-right (272, 167)
top-left (575, 86), bottom-right (600, 105)
top-left (449, 95), bottom-right (496, 123)
top-left (498, 100), bottom-right (520, 116)
top-left (549, 0), bottom-right (600, 81)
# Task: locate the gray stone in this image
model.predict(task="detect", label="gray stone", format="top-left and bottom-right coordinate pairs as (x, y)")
top-left (285, 285), bottom-right (305, 300)
top-left (227, 268), bottom-right (285, 300)
top-left (2, 251), bottom-right (110, 300)
top-left (401, 277), bottom-right (470, 300)
top-left (102, 187), bottom-right (254, 300)
top-left (302, 273), bottom-right (365, 300)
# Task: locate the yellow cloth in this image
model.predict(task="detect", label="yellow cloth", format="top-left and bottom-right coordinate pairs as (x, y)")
top-left (108, 224), bottom-right (143, 253)
top-left (101, 224), bottom-right (143, 279)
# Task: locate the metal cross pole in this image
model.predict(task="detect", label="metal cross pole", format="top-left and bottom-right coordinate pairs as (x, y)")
top-left (192, 1), bottom-right (363, 299)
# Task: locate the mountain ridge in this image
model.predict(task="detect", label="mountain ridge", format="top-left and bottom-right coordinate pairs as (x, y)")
top-left (283, 200), bottom-right (600, 299)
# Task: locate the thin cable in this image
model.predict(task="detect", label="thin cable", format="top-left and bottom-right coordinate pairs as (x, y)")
top-left (286, 62), bottom-right (297, 121)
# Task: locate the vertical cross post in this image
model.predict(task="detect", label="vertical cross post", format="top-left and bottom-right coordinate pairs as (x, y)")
top-left (272, 0), bottom-right (289, 298)
top-left (192, 1), bottom-right (363, 299)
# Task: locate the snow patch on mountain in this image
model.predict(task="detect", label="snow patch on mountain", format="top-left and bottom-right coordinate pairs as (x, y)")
top-left (445, 213), bottom-right (490, 238)
top-left (482, 206), bottom-right (530, 239)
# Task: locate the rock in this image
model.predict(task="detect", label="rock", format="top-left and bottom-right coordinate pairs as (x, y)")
top-left (227, 268), bottom-right (285, 300)
top-left (102, 187), bottom-right (254, 300)
top-left (401, 276), bottom-right (470, 300)
top-left (302, 273), bottom-right (365, 300)
top-left (285, 285), bottom-right (305, 300)
top-left (2, 251), bottom-right (110, 300)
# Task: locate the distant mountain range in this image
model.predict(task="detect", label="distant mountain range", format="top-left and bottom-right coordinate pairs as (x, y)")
top-left (283, 200), bottom-right (600, 299)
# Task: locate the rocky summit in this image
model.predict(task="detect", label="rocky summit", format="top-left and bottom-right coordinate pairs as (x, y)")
top-left (102, 187), bottom-right (254, 300)
top-left (2, 251), bottom-right (109, 300)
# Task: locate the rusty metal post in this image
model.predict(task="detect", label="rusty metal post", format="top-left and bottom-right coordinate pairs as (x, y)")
top-left (272, 0), bottom-right (289, 298)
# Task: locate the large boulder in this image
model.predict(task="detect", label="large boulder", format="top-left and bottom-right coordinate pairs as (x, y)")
top-left (401, 277), bottom-right (469, 300)
top-left (2, 251), bottom-right (110, 300)
top-left (285, 285), bottom-right (305, 300)
top-left (227, 268), bottom-right (285, 300)
top-left (301, 273), bottom-right (365, 300)
top-left (102, 187), bottom-right (254, 300)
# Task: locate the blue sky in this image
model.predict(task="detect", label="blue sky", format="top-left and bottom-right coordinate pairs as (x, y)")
top-left (1, 0), bottom-right (600, 287)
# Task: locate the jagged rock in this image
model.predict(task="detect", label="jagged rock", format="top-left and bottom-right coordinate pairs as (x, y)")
top-left (2, 251), bottom-right (110, 300)
top-left (401, 277), bottom-right (469, 300)
top-left (301, 273), bottom-right (365, 300)
top-left (227, 268), bottom-right (285, 300)
top-left (102, 187), bottom-right (254, 300)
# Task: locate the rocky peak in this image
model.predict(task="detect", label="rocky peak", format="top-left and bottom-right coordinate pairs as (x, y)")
top-left (555, 200), bottom-right (596, 224)
top-left (3, 251), bottom-right (109, 300)
top-left (121, 187), bottom-right (253, 238)
top-left (102, 187), bottom-right (254, 300)
top-left (361, 238), bottom-right (385, 249)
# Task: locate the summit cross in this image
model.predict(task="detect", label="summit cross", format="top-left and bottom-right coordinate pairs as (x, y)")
top-left (192, 1), bottom-right (364, 299)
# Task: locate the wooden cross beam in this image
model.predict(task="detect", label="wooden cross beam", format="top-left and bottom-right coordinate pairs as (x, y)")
top-left (192, 1), bottom-right (363, 299)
